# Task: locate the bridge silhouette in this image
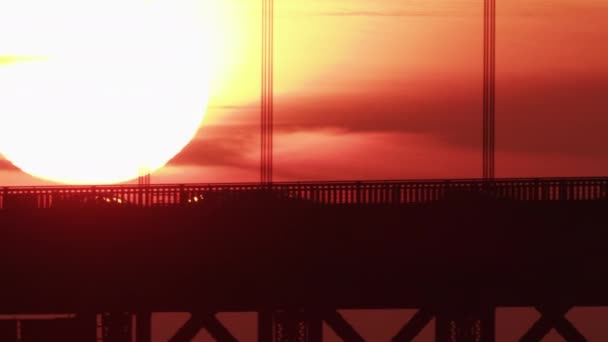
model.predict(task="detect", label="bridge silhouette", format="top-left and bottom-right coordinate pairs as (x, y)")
top-left (2, 178), bottom-right (608, 208)
top-left (1, 0), bottom-right (603, 341)
top-left (0, 177), bottom-right (607, 341)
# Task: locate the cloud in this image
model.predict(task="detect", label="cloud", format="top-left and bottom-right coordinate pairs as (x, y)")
top-left (0, 158), bottom-right (18, 171)
top-left (298, 1), bottom-right (479, 18)
top-left (167, 125), bottom-right (258, 170)
top-left (269, 73), bottom-right (608, 158)
top-left (167, 71), bottom-right (607, 173)
top-left (502, 1), bottom-right (608, 18)
top-left (313, 10), bottom-right (441, 17)
top-left (309, 1), bottom-right (608, 20)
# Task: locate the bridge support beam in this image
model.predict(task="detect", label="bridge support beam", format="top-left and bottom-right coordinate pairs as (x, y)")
top-left (393, 308), bottom-right (494, 342)
top-left (0, 319), bottom-right (17, 341)
top-left (135, 312), bottom-right (152, 342)
top-left (258, 310), bottom-right (324, 342)
top-left (273, 310), bottom-right (319, 342)
top-left (258, 311), bottom-right (274, 342)
top-left (435, 307), bottom-right (495, 342)
top-left (73, 314), bottom-right (98, 342)
top-left (323, 310), bottom-right (364, 342)
top-left (19, 314), bottom-right (96, 342)
top-left (393, 309), bottom-right (435, 341)
top-left (521, 306), bottom-right (586, 342)
top-left (102, 312), bottom-right (133, 342)
top-left (169, 312), bottom-right (237, 342)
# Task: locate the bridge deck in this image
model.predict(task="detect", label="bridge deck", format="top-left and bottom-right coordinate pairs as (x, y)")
top-left (0, 179), bottom-right (607, 314)
top-left (2, 177), bottom-right (608, 210)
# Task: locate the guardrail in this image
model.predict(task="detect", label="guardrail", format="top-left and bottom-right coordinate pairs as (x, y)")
top-left (1, 177), bottom-right (607, 209)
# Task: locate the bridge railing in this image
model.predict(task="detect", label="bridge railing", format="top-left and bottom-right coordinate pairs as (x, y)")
top-left (1, 178), bottom-right (607, 209)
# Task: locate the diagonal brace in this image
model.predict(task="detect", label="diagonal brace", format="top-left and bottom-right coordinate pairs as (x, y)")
top-left (392, 309), bottom-right (434, 342)
top-left (169, 312), bottom-right (237, 342)
top-left (323, 310), bottom-right (365, 342)
top-left (520, 306), bottom-right (586, 342)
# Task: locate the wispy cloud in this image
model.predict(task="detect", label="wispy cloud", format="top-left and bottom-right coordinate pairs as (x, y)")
top-left (0, 158), bottom-right (18, 171)
top-left (167, 125), bottom-right (257, 170)
top-left (295, 8), bottom-right (473, 18)
top-left (313, 10), bottom-right (442, 17)
top-left (291, 1), bottom-right (479, 18)
top-left (167, 71), bottom-right (608, 173)
top-left (268, 73), bottom-right (608, 158)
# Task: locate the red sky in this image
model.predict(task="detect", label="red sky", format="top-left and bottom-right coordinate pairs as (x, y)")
top-left (1, 0), bottom-right (607, 185)
top-left (0, 1), bottom-right (607, 340)
top-left (164, 0), bottom-right (608, 184)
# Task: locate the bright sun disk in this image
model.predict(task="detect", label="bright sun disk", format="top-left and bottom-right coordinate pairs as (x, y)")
top-left (0, 0), bottom-right (215, 184)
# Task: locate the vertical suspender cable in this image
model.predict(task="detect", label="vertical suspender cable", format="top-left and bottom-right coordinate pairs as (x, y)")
top-left (269, 0), bottom-right (274, 183)
top-left (490, 0), bottom-right (496, 179)
top-left (483, 0), bottom-right (490, 179)
top-left (261, 0), bottom-right (274, 185)
top-left (483, 0), bottom-right (496, 179)
top-left (261, 0), bottom-right (266, 183)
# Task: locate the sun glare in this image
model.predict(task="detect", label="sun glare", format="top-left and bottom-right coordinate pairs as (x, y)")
top-left (0, 0), bottom-right (216, 184)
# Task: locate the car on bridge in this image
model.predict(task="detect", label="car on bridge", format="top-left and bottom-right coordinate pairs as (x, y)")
top-left (183, 189), bottom-right (314, 208)
top-left (52, 194), bottom-right (133, 208)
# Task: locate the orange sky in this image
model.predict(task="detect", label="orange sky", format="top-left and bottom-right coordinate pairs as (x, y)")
top-left (0, 0), bottom-right (607, 185)
top-left (0, 2), bottom-right (607, 339)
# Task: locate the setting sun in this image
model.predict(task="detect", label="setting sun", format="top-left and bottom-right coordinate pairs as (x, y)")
top-left (0, 0), bottom-right (215, 184)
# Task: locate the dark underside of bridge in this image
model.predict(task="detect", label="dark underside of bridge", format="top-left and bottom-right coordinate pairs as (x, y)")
top-left (0, 199), bottom-right (607, 341)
